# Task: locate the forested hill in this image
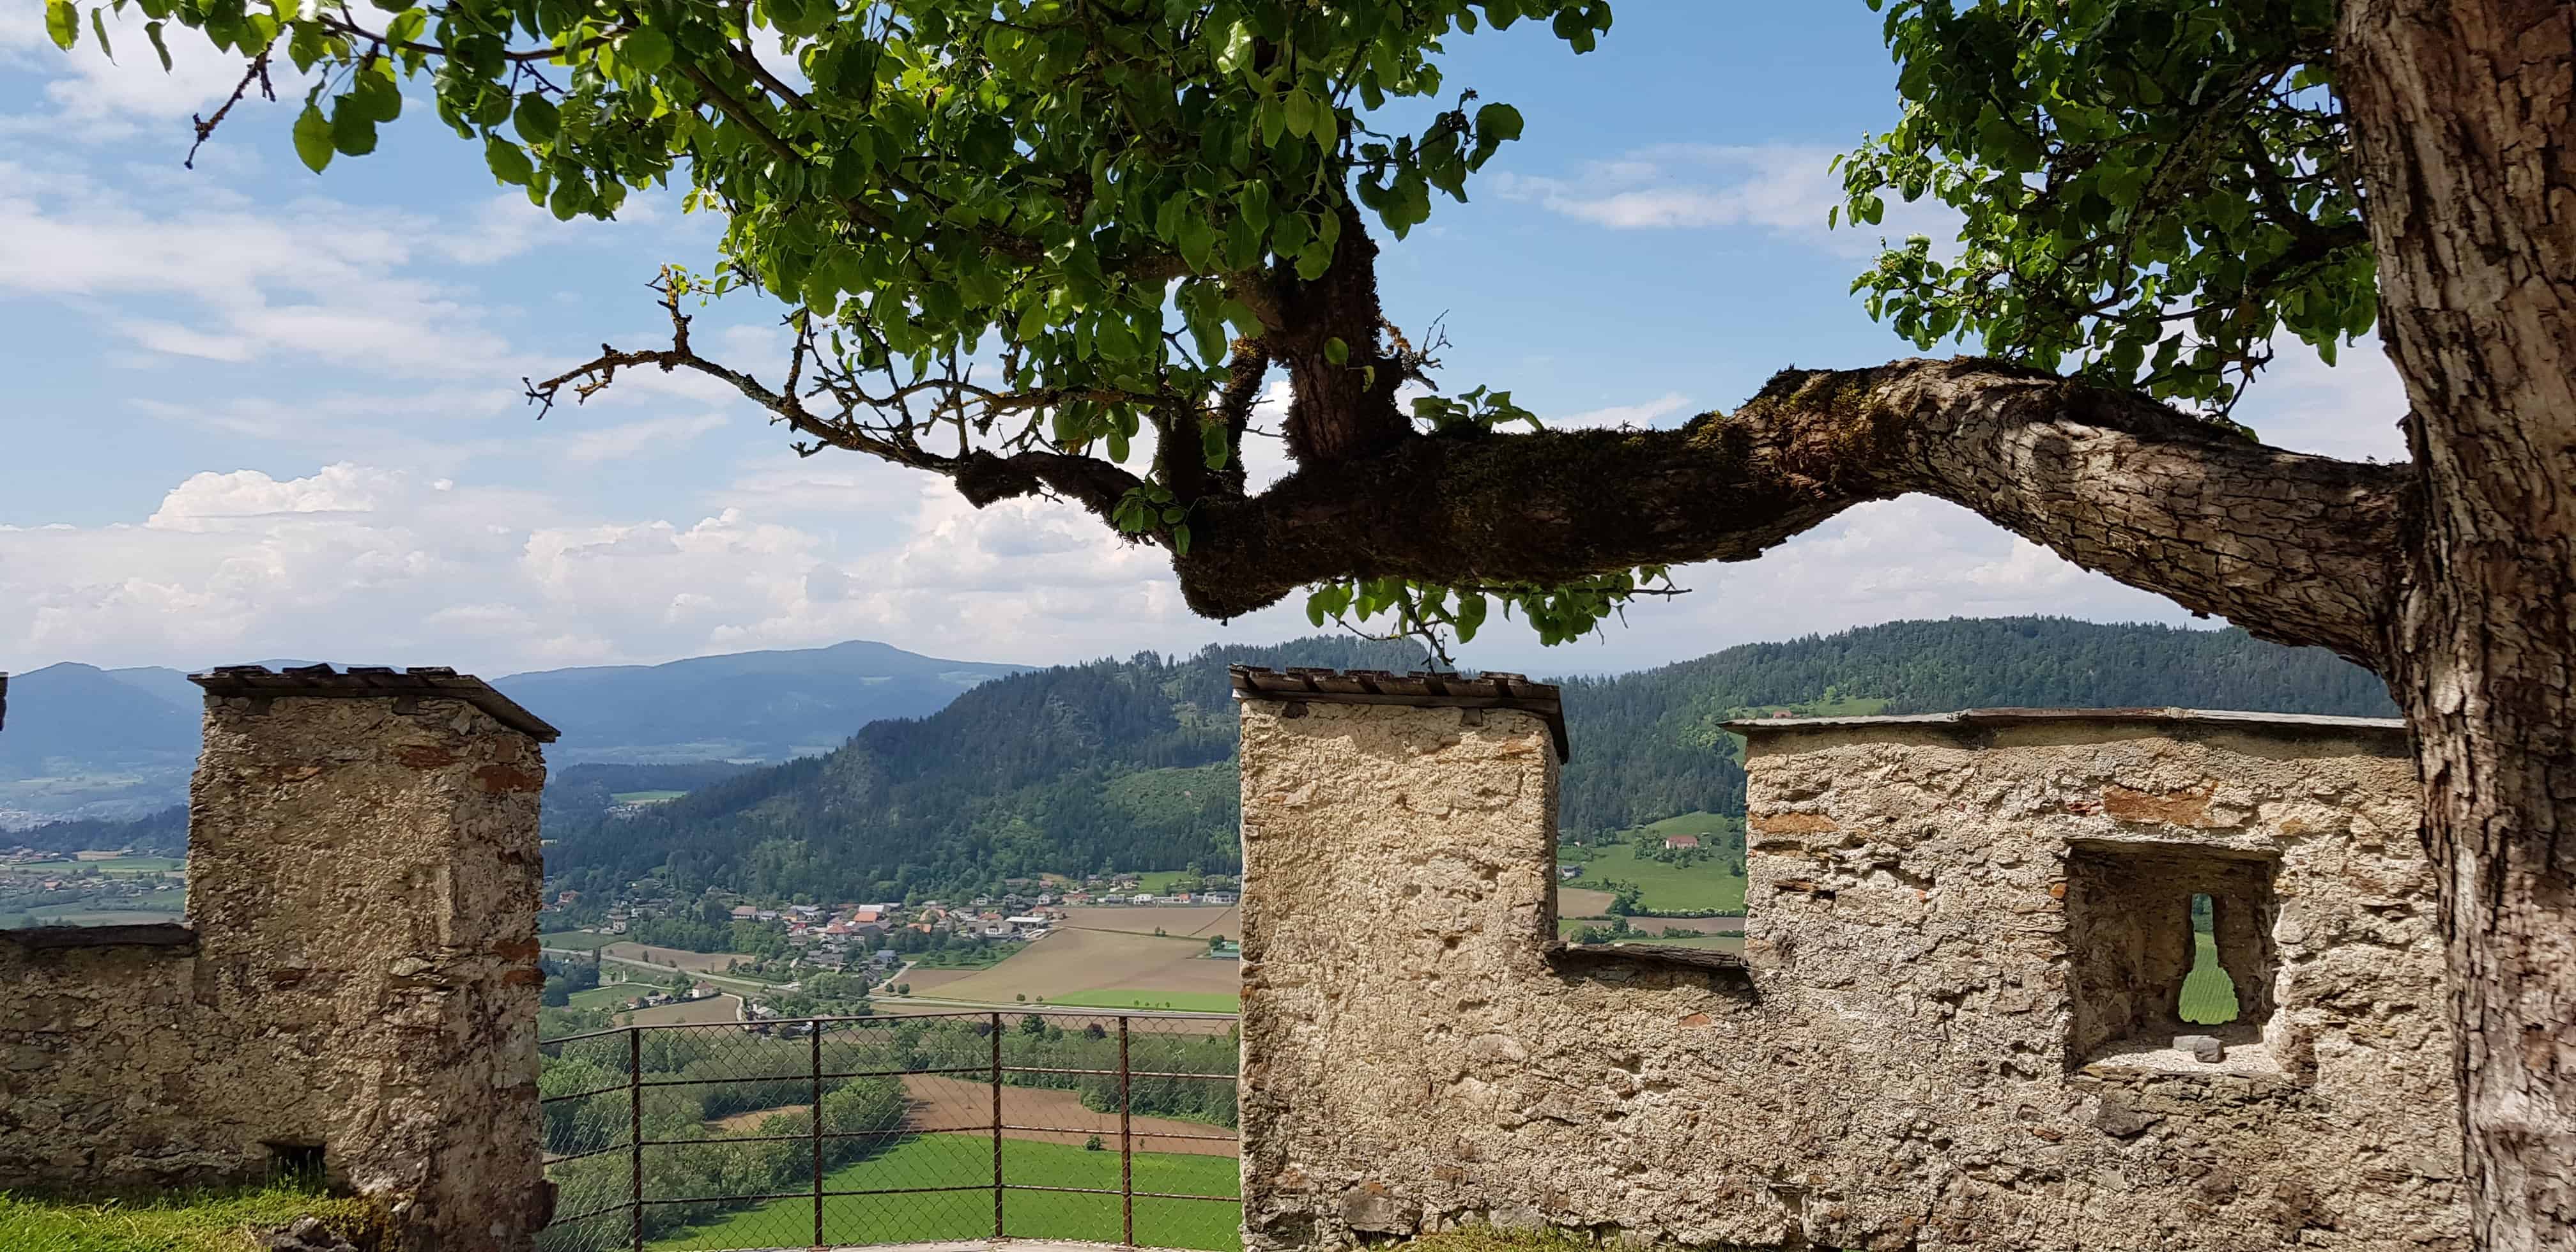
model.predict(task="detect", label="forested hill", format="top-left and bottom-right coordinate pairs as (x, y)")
top-left (1553, 616), bottom-right (2397, 837)
top-left (539, 636), bottom-right (1432, 906)
top-left (540, 618), bottom-right (2393, 906)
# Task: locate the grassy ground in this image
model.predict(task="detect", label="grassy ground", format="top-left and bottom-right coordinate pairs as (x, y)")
top-left (649, 1133), bottom-right (1239, 1252)
top-left (1564, 844), bottom-right (1745, 913)
top-left (611, 790), bottom-right (687, 804)
top-left (1129, 870), bottom-right (1194, 894)
top-left (0, 1184), bottom-right (379, 1251)
top-left (2181, 931), bottom-right (2240, 1024)
top-left (1042, 989), bottom-right (1241, 1013)
top-left (6, 856), bottom-right (184, 876)
top-left (564, 980), bottom-right (655, 1012)
top-left (537, 931), bottom-right (620, 950)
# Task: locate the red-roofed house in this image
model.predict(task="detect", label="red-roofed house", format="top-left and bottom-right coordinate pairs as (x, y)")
top-left (1663, 834), bottom-right (1701, 850)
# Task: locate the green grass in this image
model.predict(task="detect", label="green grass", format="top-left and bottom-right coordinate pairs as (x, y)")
top-left (649, 1134), bottom-right (1239, 1252)
top-left (1627, 813), bottom-right (1736, 839)
top-left (20, 908), bottom-right (185, 927)
top-left (2181, 931), bottom-right (2240, 1025)
top-left (611, 790), bottom-right (687, 804)
top-left (1562, 844), bottom-right (1745, 914)
top-left (0, 1183), bottom-right (379, 1251)
top-left (7, 857), bottom-right (183, 876)
top-left (1128, 870), bottom-right (1195, 894)
top-left (538, 931), bottom-right (620, 950)
top-left (565, 981), bottom-right (657, 1011)
top-left (1043, 989), bottom-right (1242, 1013)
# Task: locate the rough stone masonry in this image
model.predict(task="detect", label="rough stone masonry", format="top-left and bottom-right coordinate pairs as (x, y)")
top-left (1234, 669), bottom-right (2461, 1251)
top-left (0, 666), bottom-right (557, 1251)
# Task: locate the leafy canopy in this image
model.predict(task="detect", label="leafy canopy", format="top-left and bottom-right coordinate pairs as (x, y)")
top-left (45, 0), bottom-right (1637, 657)
top-left (1841, 0), bottom-right (2370, 414)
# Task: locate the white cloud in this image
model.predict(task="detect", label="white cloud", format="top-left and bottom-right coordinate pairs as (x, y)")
top-left (1491, 143), bottom-right (1961, 259)
top-left (1551, 392), bottom-right (1694, 431)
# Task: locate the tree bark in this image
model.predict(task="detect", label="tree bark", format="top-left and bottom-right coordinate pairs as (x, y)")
top-left (1176, 358), bottom-right (2409, 665)
top-left (2342, 3), bottom-right (2576, 1246)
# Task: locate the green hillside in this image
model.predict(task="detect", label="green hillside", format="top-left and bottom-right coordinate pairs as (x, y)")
top-left (539, 618), bottom-right (2393, 908)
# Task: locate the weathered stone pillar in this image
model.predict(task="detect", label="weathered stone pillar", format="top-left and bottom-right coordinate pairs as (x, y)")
top-left (1232, 667), bottom-right (1570, 1251)
top-left (188, 665), bottom-right (558, 1251)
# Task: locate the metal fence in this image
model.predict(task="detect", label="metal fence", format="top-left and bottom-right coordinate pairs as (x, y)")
top-left (535, 1009), bottom-right (1241, 1252)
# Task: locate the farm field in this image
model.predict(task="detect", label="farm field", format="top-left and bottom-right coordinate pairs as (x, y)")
top-left (1043, 989), bottom-right (1241, 1013)
top-left (911, 929), bottom-right (1238, 1007)
top-left (611, 789), bottom-right (687, 804)
top-left (10, 855), bottom-right (183, 876)
top-left (600, 942), bottom-right (760, 973)
top-left (1556, 887), bottom-right (1616, 917)
top-left (537, 930), bottom-right (620, 950)
top-left (625, 993), bottom-right (744, 1027)
top-left (1563, 843), bottom-right (1745, 913)
top-left (649, 1134), bottom-right (1240, 1251)
top-left (1556, 916), bottom-right (1742, 938)
top-left (1059, 905), bottom-right (1237, 938)
top-left (565, 980), bottom-right (655, 1012)
top-left (903, 1074), bottom-right (1234, 1154)
top-left (2181, 933), bottom-right (2239, 1024)
top-left (21, 906), bottom-right (184, 926)
top-left (893, 967), bottom-right (981, 995)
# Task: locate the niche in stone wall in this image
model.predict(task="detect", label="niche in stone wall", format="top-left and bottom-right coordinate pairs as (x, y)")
top-left (2064, 842), bottom-right (2277, 1068)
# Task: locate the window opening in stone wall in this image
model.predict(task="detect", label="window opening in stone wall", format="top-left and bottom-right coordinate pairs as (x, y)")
top-left (2179, 893), bottom-right (2241, 1025)
top-left (265, 1141), bottom-right (326, 1187)
top-left (2066, 844), bottom-right (2277, 1068)
top-left (1554, 812), bottom-right (1747, 957)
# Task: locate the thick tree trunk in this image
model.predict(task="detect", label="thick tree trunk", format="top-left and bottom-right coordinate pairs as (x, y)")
top-left (2342, 3), bottom-right (2576, 1246)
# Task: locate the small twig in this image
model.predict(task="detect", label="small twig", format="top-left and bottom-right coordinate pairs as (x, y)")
top-left (185, 50), bottom-right (272, 169)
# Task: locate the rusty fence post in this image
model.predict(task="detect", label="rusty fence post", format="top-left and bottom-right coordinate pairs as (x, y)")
top-left (990, 1012), bottom-right (1005, 1238)
top-left (811, 1023), bottom-right (825, 1249)
top-left (629, 1026), bottom-right (644, 1252)
top-left (1120, 1016), bottom-right (1134, 1246)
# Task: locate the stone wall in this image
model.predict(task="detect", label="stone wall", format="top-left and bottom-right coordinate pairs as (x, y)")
top-left (1238, 691), bottom-right (2464, 1252)
top-left (0, 668), bottom-right (556, 1251)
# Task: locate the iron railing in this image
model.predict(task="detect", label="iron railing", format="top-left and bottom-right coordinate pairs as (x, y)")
top-left (535, 1009), bottom-right (1240, 1252)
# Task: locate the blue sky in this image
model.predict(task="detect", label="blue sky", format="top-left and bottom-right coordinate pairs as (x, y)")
top-left (0, 3), bottom-right (2409, 677)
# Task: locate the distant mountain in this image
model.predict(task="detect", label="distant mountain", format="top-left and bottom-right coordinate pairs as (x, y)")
top-left (534, 618), bottom-right (2398, 908)
top-left (500, 639), bottom-right (1029, 764)
top-left (0, 641), bottom-right (1029, 825)
top-left (0, 663), bottom-right (201, 827)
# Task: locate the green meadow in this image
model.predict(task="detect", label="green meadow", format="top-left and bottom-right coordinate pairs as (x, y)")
top-left (650, 1134), bottom-right (1239, 1252)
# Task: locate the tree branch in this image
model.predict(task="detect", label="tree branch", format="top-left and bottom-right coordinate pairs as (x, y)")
top-left (1174, 358), bottom-right (2408, 666)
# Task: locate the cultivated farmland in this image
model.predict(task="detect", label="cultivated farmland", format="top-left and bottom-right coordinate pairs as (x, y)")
top-left (626, 993), bottom-right (745, 1027)
top-left (1058, 905), bottom-right (1238, 938)
top-left (907, 929), bottom-right (1238, 1009)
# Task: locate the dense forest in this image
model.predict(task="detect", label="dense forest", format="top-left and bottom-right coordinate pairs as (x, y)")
top-left (539, 636), bottom-right (1430, 909)
top-left (538, 618), bottom-right (2395, 908)
top-left (1552, 616), bottom-right (2398, 836)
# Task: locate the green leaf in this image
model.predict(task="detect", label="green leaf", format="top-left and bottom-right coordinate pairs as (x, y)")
top-left (1200, 423), bottom-right (1230, 470)
top-left (45, 0), bottom-right (77, 50)
top-left (88, 6), bottom-right (111, 60)
top-left (621, 27), bottom-right (673, 75)
top-left (330, 96), bottom-right (379, 156)
top-left (291, 104), bottom-right (335, 173)
top-left (484, 134), bottom-right (535, 186)
top-left (1171, 523), bottom-right (1191, 556)
top-left (1323, 337), bottom-right (1348, 367)
top-left (513, 93), bottom-right (560, 145)
top-left (143, 19), bottom-right (168, 70)
top-left (1475, 102), bottom-right (1523, 143)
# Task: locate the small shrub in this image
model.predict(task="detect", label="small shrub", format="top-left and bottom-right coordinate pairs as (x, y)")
top-left (1084, 1134), bottom-right (1105, 1152)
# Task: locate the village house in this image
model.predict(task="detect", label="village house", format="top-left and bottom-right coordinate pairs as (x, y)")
top-left (1662, 833), bottom-right (1700, 850)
